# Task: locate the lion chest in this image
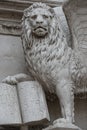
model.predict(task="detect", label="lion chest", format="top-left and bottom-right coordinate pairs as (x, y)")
top-left (27, 42), bottom-right (62, 80)
top-left (25, 41), bottom-right (72, 93)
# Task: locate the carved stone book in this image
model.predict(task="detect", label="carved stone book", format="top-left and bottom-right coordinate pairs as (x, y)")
top-left (0, 82), bottom-right (50, 125)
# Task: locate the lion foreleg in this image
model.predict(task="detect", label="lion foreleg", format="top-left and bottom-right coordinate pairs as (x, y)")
top-left (2, 73), bottom-right (33, 85)
top-left (54, 80), bottom-right (75, 124)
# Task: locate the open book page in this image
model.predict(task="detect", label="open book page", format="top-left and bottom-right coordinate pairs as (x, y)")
top-left (17, 81), bottom-right (50, 125)
top-left (0, 83), bottom-right (22, 125)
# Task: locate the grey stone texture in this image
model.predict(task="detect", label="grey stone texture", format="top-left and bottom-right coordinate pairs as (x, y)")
top-left (43, 122), bottom-right (81, 130)
top-left (0, 35), bottom-right (26, 82)
top-left (0, 1), bottom-right (87, 130)
top-left (0, 83), bottom-right (21, 125)
top-left (0, 35), bottom-right (24, 125)
top-left (0, 35), bottom-right (50, 125)
top-left (18, 81), bottom-right (50, 125)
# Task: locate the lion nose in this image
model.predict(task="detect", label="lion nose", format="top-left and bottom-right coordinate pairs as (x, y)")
top-left (36, 15), bottom-right (43, 24)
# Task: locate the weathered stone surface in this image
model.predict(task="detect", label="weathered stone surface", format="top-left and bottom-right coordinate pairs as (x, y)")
top-left (0, 83), bottom-right (21, 125)
top-left (3, 3), bottom-right (87, 129)
top-left (64, 0), bottom-right (87, 63)
top-left (0, 35), bottom-right (26, 82)
top-left (17, 81), bottom-right (50, 125)
top-left (0, 1), bottom-right (87, 130)
top-left (54, 7), bottom-right (71, 46)
top-left (43, 123), bottom-right (81, 130)
top-left (0, 81), bottom-right (50, 125)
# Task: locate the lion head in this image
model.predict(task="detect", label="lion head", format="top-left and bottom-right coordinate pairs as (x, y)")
top-left (21, 2), bottom-right (65, 51)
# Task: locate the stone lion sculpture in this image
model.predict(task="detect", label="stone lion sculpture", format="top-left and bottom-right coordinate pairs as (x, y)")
top-left (3, 2), bottom-right (87, 127)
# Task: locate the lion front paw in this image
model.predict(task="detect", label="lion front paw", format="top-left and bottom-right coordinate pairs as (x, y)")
top-left (2, 76), bottom-right (18, 85)
top-left (53, 118), bottom-right (70, 125)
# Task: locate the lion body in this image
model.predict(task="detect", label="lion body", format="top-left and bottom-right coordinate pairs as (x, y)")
top-left (26, 35), bottom-right (73, 94)
top-left (21, 2), bottom-right (87, 124)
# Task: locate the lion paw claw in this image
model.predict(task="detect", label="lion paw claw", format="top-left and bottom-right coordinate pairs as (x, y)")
top-left (2, 76), bottom-right (18, 85)
top-left (53, 118), bottom-right (70, 125)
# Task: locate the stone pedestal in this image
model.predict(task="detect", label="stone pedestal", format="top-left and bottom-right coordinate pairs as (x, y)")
top-left (43, 123), bottom-right (82, 130)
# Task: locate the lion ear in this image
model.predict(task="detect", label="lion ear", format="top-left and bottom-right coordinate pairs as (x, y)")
top-left (49, 8), bottom-right (55, 16)
top-left (24, 9), bottom-right (30, 18)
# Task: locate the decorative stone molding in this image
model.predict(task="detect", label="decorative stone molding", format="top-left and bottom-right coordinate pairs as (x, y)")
top-left (0, 0), bottom-right (67, 36)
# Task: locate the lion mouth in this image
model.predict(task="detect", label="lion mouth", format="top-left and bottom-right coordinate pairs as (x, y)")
top-left (33, 26), bottom-right (48, 37)
top-left (34, 26), bottom-right (47, 31)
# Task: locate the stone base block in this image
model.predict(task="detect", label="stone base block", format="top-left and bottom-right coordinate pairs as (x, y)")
top-left (43, 123), bottom-right (82, 130)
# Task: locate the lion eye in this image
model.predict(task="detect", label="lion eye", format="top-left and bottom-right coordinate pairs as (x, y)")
top-left (31, 15), bottom-right (37, 19)
top-left (43, 15), bottom-right (49, 19)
